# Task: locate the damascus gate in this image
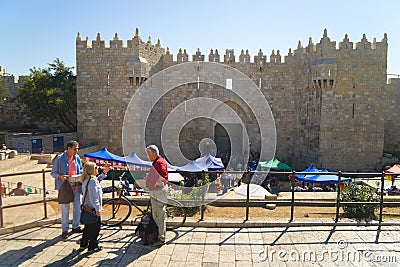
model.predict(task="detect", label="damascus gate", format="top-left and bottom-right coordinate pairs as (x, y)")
top-left (76, 28), bottom-right (400, 171)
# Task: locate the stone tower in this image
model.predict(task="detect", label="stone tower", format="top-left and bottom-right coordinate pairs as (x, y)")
top-left (76, 29), bottom-right (164, 152)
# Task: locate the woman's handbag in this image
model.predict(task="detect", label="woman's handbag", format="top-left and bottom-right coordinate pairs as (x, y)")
top-left (80, 179), bottom-right (99, 224)
top-left (80, 205), bottom-right (98, 224)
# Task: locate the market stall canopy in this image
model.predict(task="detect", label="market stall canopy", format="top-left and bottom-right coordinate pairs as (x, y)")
top-left (384, 164), bottom-right (400, 174)
top-left (175, 161), bottom-right (205, 172)
top-left (234, 183), bottom-right (270, 197)
top-left (124, 152), bottom-right (152, 167)
top-left (84, 148), bottom-right (222, 173)
top-left (295, 165), bottom-right (319, 179)
top-left (176, 154), bottom-right (225, 172)
top-left (124, 152), bottom-right (178, 170)
top-left (167, 171), bottom-right (184, 182)
top-left (259, 157), bottom-right (292, 171)
top-left (194, 154), bottom-right (225, 170)
top-left (295, 165), bottom-right (351, 183)
top-left (84, 147), bottom-right (125, 163)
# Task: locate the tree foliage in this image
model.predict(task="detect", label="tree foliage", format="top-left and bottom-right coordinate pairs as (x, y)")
top-left (18, 59), bottom-right (77, 131)
top-left (0, 76), bottom-right (6, 105)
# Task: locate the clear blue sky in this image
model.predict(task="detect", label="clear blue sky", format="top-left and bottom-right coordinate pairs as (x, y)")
top-left (1, 0), bottom-right (399, 76)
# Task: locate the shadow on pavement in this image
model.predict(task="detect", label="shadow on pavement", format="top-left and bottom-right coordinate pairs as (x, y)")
top-left (0, 226), bottom-right (60, 266)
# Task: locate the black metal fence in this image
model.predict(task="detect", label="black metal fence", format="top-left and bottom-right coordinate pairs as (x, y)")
top-left (0, 169), bottom-right (399, 228)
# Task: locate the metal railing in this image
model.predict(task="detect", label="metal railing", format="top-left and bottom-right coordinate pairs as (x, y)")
top-left (0, 169), bottom-right (52, 227)
top-left (1, 168), bottom-right (400, 228)
top-left (1, 180), bottom-right (45, 195)
top-left (166, 169), bottom-right (400, 225)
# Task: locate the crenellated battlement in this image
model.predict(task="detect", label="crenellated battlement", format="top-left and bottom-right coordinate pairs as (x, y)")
top-left (164, 29), bottom-right (387, 65)
top-left (76, 28), bottom-right (387, 67)
top-left (293, 29), bottom-right (387, 57)
top-left (76, 28), bottom-right (163, 53)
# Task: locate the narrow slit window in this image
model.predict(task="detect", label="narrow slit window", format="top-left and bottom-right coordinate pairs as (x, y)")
top-left (226, 79), bottom-right (232, 90)
top-left (323, 79), bottom-right (327, 89)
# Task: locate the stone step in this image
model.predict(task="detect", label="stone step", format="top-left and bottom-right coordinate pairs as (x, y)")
top-left (0, 155), bottom-right (42, 175)
top-left (30, 154), bottom-right (55, 165)
top-left (0, 159), bottom-right (41, 175)
top-left (0, 154), bottom-right (31, 168)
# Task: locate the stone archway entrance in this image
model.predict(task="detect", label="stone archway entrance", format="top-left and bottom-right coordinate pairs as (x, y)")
top-left (211, 100), bottom-right (248, 163)
top-left (214, 123), bottom-right (243, 159)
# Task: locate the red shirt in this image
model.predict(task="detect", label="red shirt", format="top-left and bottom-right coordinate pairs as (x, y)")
top-left (68, 156), bottom-right (76, 176)
top-left (68, 156), bottom-right (77, 190)
top-left (145, 156), bottom-right (168, 190)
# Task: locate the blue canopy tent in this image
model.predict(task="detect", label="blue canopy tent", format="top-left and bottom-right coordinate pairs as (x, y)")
top-left (83, 147), bottom-right (125, 163)
top-left (124, 152), bottom-right (152, 167)
top-left (83, 148), bottom-right (184, 183)
top-left (122, 152), bottom-right (179, 170)
top-left (175, 155), bottom-right (225, 172)
top-left (193, 154), bottom-right (225, 170)
top-left (317, 169), bottom-right (351, 183)
top-left (295, 165), bottom-right (351, 183)
top-left (123, 152), bottom-right (183, 181)
top-left (295, 165), bottom-right (319, 180)
top-left (84, 147), bottom-right (135, 182)
top-left (176, 161), bottom-right (206, 172)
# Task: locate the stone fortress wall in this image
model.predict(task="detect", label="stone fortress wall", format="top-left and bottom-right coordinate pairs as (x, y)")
top-left (76, 28), bottom-right (400, 171)
top-left (0, 67), bottom-right (63, 132)
top-left (0, 67), bottom-right (31, 129)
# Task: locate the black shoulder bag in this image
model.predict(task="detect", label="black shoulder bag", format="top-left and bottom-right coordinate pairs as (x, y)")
top-left (80, 178), bottom-right (99, 224)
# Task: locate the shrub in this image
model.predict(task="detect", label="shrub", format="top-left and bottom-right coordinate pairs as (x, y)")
top-left (340, 182), bottom-right (380, 221)
top-left (174, 175), bottom-right (211, 217)
top-left (176, 186), bottom-right (206, 217)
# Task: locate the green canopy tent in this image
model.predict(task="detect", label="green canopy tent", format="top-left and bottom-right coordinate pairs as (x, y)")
top-left (259, 157), bottom-right (292, 171)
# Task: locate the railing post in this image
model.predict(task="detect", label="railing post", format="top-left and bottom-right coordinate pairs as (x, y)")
top-left (379, 172), bottom-right (385, 225)
top-left (200, 171), bottom-right (205, 221)
top-left (0, 176), bottom-right (3, 228)
top-left (111, 171), bottom-right (115, 199)
top-left (42, 169), bottom-right (48, 219)
top-left (111, 171), bottom-right (116, 217)
top-left (335, 171), bottom-right (342, 223)
top-left (290, 170), bottom-right (295, 222)
top-left (245, 177), bottom-right (250, 221)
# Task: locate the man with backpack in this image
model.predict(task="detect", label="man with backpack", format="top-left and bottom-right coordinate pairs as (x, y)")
top-left (145, 145), bottom-right (168, 246)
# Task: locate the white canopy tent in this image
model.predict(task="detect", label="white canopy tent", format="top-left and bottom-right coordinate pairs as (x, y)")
top-left (234, 184), bottom-right (271, 198)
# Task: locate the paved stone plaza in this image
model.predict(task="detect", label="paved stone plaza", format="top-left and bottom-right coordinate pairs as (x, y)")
top-left (0, 223), bottom-right (399, 266)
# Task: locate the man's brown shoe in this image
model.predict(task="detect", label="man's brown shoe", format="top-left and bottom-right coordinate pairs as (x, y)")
top-left (72, 227), bottom-right (83, 234)
top-left (61, 232), bottom-right (68, 240)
